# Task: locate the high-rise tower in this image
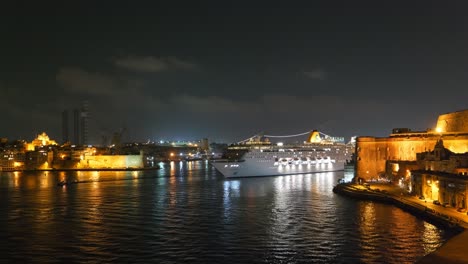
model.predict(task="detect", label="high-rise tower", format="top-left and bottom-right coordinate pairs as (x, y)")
top-left (80, 101), bottom-right (89, 145)
top-left (73, 108), bottom-right (80, 145)
top-left (61, 110), bottom-right (69, 144)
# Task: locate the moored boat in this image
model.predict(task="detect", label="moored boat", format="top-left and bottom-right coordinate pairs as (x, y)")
top-left (211, 130), bottom-right (355, 178)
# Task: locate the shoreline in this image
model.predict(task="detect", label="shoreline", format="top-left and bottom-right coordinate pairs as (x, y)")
top-left (1, 167), bottom-right (160, 173)
top-left (333, 183), bottom-right (468, 263)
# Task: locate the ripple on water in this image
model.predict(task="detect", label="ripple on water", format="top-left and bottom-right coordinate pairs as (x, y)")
top-left (0, 166), bottom-right (457, 263)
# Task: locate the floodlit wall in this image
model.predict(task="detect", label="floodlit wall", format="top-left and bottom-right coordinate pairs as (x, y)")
top-left (436, 109), bottom-right (468, 133)
top-left (78, 154), bottom-right (143, 169)
top-left (356, 109), bottom-right (468, 181)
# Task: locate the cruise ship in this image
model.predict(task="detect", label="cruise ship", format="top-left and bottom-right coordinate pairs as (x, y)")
top-left (211, 130), bottom-right (355, 178)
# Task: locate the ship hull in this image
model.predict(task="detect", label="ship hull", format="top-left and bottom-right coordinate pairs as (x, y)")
top-left (211, 159), bottom-right (345, 178)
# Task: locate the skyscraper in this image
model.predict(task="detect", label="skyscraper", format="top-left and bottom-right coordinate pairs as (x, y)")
top-left (80, 101), bottom-right (89, 146)
top-left (73, 108), bottom-right (80, 145)
top-left (64, 101), bottom-right (91, 146)
top-left (61, 110), bottom-right (69, 144)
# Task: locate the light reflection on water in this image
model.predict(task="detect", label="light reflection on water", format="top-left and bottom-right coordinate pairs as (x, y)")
top-left (0, 161), bottom-right (457, 263)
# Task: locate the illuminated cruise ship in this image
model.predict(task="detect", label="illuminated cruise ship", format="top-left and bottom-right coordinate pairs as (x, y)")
top-left (211, 130), bottom-right (355, 178)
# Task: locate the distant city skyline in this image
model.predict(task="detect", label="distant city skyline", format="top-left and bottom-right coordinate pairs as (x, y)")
top-left (1, 1), bottom-right (468, 143)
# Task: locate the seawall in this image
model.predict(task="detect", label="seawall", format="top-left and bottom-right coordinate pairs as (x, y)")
top-left (333, 183), bottom-right (468, 263)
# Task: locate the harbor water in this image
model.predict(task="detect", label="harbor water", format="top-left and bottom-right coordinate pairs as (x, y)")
top-left (0, 161), bottom-right (456, 263)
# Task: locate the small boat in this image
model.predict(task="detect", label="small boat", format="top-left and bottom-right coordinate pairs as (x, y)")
top-left (57, 181), bottom-right (67, 187)
top-left (57, 180), bottom-right (79, 187)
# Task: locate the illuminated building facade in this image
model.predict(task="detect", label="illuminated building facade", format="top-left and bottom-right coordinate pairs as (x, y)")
top-left (412, 139), bottom-right (468, 209)
top-left (355, 109), bottom-right (468, 182)
top-left (0, 132), bottom-right (145, 171)
top-left (26, 132), bottom-right (58, 151)
top-left (0, 150), bottom-right (25, 171)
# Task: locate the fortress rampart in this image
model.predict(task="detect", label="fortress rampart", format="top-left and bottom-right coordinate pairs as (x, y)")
top-left (355, 109), bottom-right (468, 181)
top-left (436, 109), bottom-right (468, 133)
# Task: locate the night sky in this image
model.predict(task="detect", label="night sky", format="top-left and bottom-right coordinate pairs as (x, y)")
top-left (1, 1), bottom-right (467, 144)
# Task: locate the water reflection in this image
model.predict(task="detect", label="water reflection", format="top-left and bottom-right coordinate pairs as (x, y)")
top-left (223, 180), bottom-right (240, 221)
top-left (13, 171), bottom-right (19, 188)
top-left (422, 221), bottom-right (444, 254)
top-left (0, 166), bottom-right (456, 263)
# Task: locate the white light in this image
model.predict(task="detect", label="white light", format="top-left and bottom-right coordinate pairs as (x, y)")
top-left (277, 142), bottom-right (283, 146)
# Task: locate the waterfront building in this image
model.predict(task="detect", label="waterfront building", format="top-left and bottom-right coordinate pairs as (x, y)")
top-left (412, 139), bottom-right (468, 210)
top-left (0, 150), bottom-right (25, 171)
top-left (355, 109), bottom-right (468, 182)
top-left (0, 131), bottom-right (145, 171)
top-left (201, 138), bottom-right (209, 152)
top-left (25, 150), bottom-right (53, 170)
top-left (26, 132), bottom-right (58, 151)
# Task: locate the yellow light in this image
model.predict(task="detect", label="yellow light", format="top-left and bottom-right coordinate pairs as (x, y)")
top-left (170, 153), bottom-right (175, 157)
top-left (435, 127), bottom-right (442, 133)
top-left (427, 180), bottom-right (431, 184)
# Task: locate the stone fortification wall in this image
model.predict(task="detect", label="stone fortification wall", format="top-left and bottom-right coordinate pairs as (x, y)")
top-left (356, 134), bottom-right (468, 181)
top-left (356, 136), bottom-right (437, 180)
top-left (436, 109), bottom-right (468, 133)
top-left (78, 154), bottom-right (143, 169)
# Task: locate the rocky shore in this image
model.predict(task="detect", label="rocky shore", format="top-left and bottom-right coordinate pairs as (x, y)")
top-left (333, 183), bottom-right (468, 264)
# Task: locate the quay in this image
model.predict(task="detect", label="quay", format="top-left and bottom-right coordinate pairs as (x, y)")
top-left (333, 182), bottom-right (468, 263)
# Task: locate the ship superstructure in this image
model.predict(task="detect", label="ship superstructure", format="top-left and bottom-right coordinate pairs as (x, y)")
top-left (211, 130), bottom-right (354, 178)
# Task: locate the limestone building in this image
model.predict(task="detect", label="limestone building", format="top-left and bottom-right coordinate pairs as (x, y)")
top-left (355, 109), bottom-right (468, 182)
top-left (411, 139), bottom-right (468, 210)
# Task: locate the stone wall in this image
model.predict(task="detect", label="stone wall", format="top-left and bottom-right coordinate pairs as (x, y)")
top-left (436, 109), bottom-right (468, 133)
top-left (77, 154), bottom-right (143, 169)
top-left (356, 133), bottom-right (468, 181)
top-left (356, 110), bottom-right (468, 182)
top-left (356, 136), bottom-right (437, 180)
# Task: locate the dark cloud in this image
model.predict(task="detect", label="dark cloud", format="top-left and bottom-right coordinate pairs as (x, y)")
top-left (2, 2), bottom-right (468, 143)
top-left (56, 67), bottom-right (118, 96)
top-left (113, 56), bottom-right (199, 73)
top-left (302, 69), bottom-right (326, 80)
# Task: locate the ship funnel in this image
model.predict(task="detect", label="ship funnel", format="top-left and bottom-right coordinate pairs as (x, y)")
top-left (307, 130), bottom-right (321, 143)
